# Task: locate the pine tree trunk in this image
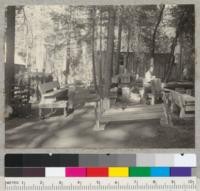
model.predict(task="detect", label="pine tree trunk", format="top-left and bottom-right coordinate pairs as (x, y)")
top-left (65, 37), bottom-right (71, 84)
top-left (65, 7), bottom-right (72, 84)
top-left (5, 6), bottom-right (15, 105)
top-left (99, 8), bottom-right (103, 97)
top-left (151, 5), bottom-right (165, 64)
top-left (91, 7), bottom-right (98, 93)
top-left (164, 30), bottom-right (179, 82)
top-left (116, 11), bottom-right (122, 75)
top-left (126, 27), bottom-right (131, 70)
top-left (104, 7), bottom-right (115, 97)
top-left (164, 12), bottom-right (185, 82)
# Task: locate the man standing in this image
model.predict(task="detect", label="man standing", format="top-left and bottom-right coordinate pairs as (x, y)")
top-left (143, 61), bottom-right (156, 104)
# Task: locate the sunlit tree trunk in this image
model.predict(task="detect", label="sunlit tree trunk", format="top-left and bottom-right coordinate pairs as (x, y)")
top-left (116, 8), bottom-right (122, 75)
top-left (99, 8), bottom-right (103, 97)
top-left (65, 7), bottom-right (72, 84)
top-left (91, 7), bottom-right (98, 93)
top-left (65, 37), bottom-right (71, 84)
top-left (104, 7), bottom-right (115, 97)
top-left (126, 27), bottom-right (131, 70)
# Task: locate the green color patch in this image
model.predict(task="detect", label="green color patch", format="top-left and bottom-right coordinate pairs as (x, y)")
top-left (129, 167), bottom-right (151, 177)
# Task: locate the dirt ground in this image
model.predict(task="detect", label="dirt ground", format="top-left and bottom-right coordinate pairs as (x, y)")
top-left (5, 105), bottom-right (195, 148)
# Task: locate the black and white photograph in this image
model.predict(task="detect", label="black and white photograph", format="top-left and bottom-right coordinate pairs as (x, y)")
top-left (4, 4), bottom-right (195, 148)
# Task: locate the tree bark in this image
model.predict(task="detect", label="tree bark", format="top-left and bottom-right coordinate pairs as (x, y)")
top-left (91, 7), bottom-right (98, 93)
top-left (164, 12), bottom-right (185, 82)
top-left (65, 7), bottom-right (72, 84)
top-left (116, 8), bottom-right (123, 75)
top-left (104, 7), bottom-right (115, 97)
top-left (99, 8), bottom-right (103, 97)
top-left (65, 37), bottom-right (71, 84)
top-left (164, 30), bottom-right (179, 82)
top-left (5, 6), bottom-right (16, 105)
top-left (151, 5), bottom-right (165, 64)
top-left (126, 27), bottom-right (131, 70)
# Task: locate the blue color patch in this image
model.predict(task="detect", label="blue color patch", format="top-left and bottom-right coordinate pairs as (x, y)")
top-left (150, 167), bottom-right (170, 177)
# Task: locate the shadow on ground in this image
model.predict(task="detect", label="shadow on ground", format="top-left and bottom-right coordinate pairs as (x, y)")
top-left (5, 106), bottom-right (194, 148)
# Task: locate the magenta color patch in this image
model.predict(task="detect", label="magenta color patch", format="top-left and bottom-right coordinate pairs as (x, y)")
top-left (65, 167), bottom-right (86, 177)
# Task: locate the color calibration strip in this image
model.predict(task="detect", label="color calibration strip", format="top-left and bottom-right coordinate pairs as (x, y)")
top-left (5, 153), bottom-right (196, 167)
top-left (5, 167), bottom-right (193, 177)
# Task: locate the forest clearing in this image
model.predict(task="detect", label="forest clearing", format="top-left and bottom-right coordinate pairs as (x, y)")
top-left (4, 5), bottom-right (195, 148)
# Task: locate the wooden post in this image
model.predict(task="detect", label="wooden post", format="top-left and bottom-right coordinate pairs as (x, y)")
top-left (93, 101), bottom-right (105, 131)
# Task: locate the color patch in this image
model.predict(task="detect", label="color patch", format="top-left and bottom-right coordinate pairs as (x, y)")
top-left (174, 154), bottom-right (196, 167)
top-left (150, 167), bottom-right (170, 177)
top-left (79, 155), bottom-right (100, 166)
top-left (108, 167), bottom-right (129, 177)
top-left (5, 154), bottom-right (79, 167)
top-left (22, 168), bottom-right (45, 177)
top-left (65, 167), bottom-right (86, 177)
top-left (5, 168), bottom-right (23, 177)
top-left (136, 154), bottom-right (155, 166)
top-left (155, 154), bottom-right (174, 167)
top-left (170, 167), bottom-right (191, 177)
top-left (129, 167), bottom-right (151, 177)
top-left (87, 167), bottom-right (108, 177)
top-left (45, 167), bottom-right (65, 177)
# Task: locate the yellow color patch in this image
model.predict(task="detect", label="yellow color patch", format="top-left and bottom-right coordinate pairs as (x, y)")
top-left (108, 167), bottom-right (129, 177)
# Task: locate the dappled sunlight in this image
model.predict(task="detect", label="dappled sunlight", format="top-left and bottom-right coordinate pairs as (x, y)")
top-left (6, 111), bottom-right (194, 148)
top-left (99, 129), bottom-right (128, 141)
top-left (131, 126), bottom-right (157, 138)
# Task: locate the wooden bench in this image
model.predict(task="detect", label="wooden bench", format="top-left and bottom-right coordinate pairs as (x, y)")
top-left (38, 81), bottom-right (68, 118)
top-left (163, 88), bottom-right (195, 119)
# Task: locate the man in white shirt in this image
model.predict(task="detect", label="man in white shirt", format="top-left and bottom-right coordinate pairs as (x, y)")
top-left (142, 63), bottom-right (156, 104)
top-left (144, 65), bottom-right (155, 84)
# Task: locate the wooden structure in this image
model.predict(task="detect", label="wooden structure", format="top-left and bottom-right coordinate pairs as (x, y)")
top-left (11, 84), bottom-right (31, 117)
top-left (94, 100), bottom-right (163, 130)
top-left (163, 88), bottom-right (195, 119)
top-left (38, 81), bottom-right (68, 118)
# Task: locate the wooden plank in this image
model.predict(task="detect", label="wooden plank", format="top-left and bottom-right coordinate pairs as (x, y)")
top-left (103, 104), bottom-right (162, 115)
top-left (101, 112), bottom-right (162, 122)
top-left (39, 100), bottom-right (68, 108)
top-left (39, 81), bottom-right (60, 94)
top-left (43, 88), bottom-right (68, 98)
top-left (100, 104), bottom-right (162, 122)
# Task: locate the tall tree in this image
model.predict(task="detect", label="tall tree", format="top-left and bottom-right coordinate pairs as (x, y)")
top-left (115, 6), bottom-right (123, 75)
top-left (5, 6), bottom-right (16, 105)
top-left (65, 6), bottom-right (72, 84)
top-left (91, 7), bottom-right (98, 93)
top-left (99, 8), bottom-right (103, 97)
top-left (151, 4), bottom-right (165, 64)
top-left (126, 26), bottom-right (131, 70)
top-left (104, 7), bottom-right (115, 97)
top-left (164, 5), bottom-right (194, 82)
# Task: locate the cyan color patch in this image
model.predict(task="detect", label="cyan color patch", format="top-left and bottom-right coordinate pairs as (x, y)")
top-left (150, 167), bottom-right (170, 177)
